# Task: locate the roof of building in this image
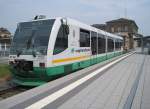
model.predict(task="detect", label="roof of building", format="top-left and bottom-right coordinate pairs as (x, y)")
top-left (106, 18), bottom-right (138, 29)
top-left (0, 27), bottom-right (11, 34)
top-left (92, 24), bottom-right (106, 27)
top-left (91, 24), bottom-right (106, 30)
top-left (0, 28), bottom-right (11, 40)
top-left (144, 36), bottom-right (150, 39)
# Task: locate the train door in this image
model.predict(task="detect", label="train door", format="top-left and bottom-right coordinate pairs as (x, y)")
top-left (91, 31), bottom-right (98, 64)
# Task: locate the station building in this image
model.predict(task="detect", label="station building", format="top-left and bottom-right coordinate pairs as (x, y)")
top-left (0, 28), bottom-right (11, 56)
top-left (92, 18), bottom-right (142, 50)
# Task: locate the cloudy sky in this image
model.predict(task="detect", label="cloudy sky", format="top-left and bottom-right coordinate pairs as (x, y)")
top-left (0, 0), bottom-right (150, 36)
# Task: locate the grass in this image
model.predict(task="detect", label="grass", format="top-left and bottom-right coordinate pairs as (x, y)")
top-left (0, 64), bottom-right (11, 79)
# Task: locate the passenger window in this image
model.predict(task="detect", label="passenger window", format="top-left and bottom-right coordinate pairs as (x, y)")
top-left (80, 29), bottom-right (90, 47)
top-left (53, 25), bottom-right (68, 55)
top-left (91, 31), bottom-right (98, 55)
top-left (98, 34), bottom-right (106, 54)
top-left (115, 39), bottom-right (122, 50)
top-left (108, 38), bottom-right (114, 52)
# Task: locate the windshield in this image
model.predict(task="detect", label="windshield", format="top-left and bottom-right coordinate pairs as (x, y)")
top-left (10, 19), bottom-right (55, 55)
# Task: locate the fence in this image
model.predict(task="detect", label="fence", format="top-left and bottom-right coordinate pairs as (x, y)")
top-left (0, 50), bottom-right (9, 57)
top-left (0, 43), bottom-right (10, 57)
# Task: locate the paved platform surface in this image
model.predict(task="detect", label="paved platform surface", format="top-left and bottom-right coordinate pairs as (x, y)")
top-left (131, 55), bottom-right (150, 109)
top-left (0, 53), bottom-right (149, 109)
top-left (55, 54), bottom-right (144, 109)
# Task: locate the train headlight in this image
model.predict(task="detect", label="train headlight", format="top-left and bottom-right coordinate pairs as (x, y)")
top-left (39, 63), bottom-right (45, 68)
top-left (9, 61), bottom-right (14, 65)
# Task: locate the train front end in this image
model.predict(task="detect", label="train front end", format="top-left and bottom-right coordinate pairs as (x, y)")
top-left (9, 19), bottom-right (55, 86)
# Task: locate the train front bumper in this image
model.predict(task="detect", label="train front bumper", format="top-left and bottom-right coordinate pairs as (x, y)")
top-left (10, 66), bottom-right (50, 86)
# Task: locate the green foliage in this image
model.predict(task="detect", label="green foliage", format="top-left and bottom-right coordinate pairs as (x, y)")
top-left (0, 64), bottom-right (10, 78)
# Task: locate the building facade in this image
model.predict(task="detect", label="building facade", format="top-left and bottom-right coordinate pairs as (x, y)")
top-left (92, 18), bottom-right (139, 50)
top-left (106, 18), bottom-right (138, 50)
top-left (0, 28), bottom-right (11, 56)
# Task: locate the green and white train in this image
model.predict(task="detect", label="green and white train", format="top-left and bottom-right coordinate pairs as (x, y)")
top-left (9, 17), bottom-right (123, 86)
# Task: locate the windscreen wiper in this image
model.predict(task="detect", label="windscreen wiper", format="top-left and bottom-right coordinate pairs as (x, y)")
top-left (16, 50), bottom-right (22, 57)
top-left (32, 50), bottom-right (36, 57)
top-left (26, 30), bottom-right (36, 49)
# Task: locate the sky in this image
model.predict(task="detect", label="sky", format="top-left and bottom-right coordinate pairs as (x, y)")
top-left (0, 0), bottom-right (150, 36)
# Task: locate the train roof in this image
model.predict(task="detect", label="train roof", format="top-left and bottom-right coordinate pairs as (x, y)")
top-left (19, 17), bottom-right (123, 40)
top-left (57, 17), bottom-right (123, 40)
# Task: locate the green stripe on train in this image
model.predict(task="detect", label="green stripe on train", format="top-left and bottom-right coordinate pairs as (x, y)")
top-left (12, 51), bottom-right (123, 86)
top-left (46, 51), bottom-right (122, 76)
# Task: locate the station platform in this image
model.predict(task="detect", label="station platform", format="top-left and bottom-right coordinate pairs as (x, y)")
top-left (0, 52), bottom-right (149, 109)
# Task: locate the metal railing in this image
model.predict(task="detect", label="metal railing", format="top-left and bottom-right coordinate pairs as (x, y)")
top-left (0, 50), bottom-right (9, 57)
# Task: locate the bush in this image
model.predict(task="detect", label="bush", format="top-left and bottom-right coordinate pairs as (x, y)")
top-left (0, 64), bottom-right (10, 78)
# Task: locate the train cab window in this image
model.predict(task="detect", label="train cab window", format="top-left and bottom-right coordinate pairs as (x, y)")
top-left (53, 25), bottom-right (68, 55)
top-left (107, 38), bottom-right (114, 52)
top-left (98, 34), bottom-right (106, 54)
top-left (80, 29), bottom-right (90, 47)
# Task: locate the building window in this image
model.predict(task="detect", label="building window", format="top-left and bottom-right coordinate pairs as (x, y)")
top-left (118, 27), bottom-right (121, 32)
top-left (111, 27), bottom-right (114, 32)
top-left (80, 29), bottom-right (90, 47)
top-left (125, 26), bottom-right (128, 32)
top-left (53, 25), bottom-right (68, 55)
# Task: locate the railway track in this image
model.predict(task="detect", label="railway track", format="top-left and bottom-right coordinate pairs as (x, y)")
top-left (0, 82), bottom-right (32, 100)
